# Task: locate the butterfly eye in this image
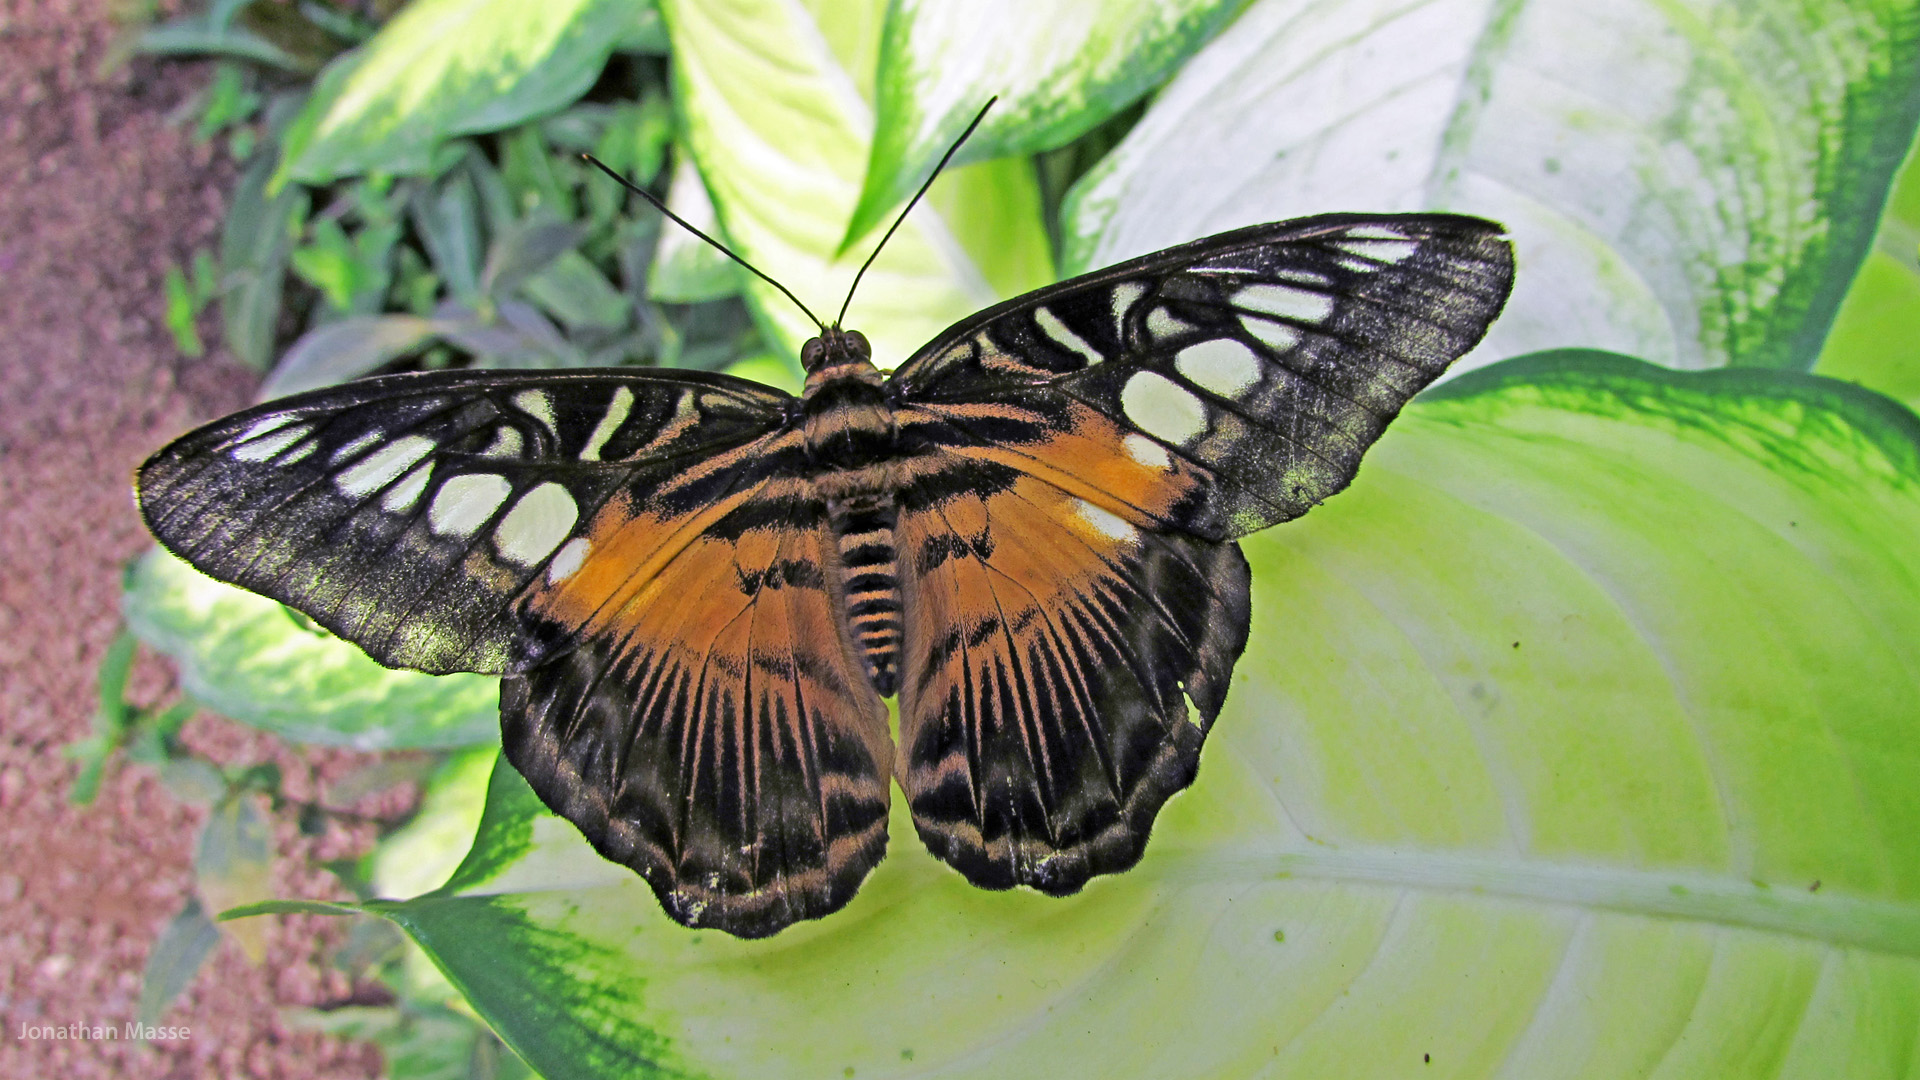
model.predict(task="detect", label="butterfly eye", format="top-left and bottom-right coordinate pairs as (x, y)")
top-left (843, 330), bottom-right (871, 358)
top-left (801, 338), bottom-right (826, 370)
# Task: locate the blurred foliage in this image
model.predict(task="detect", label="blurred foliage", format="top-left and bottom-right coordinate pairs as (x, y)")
top-left (127, 0), bottom-right (755, 402)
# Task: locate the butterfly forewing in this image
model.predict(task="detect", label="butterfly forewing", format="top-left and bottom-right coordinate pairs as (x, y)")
top-left (889, 214), bottom-right (1516, 537)
top-left (136, 369), bottom-right (789, 673)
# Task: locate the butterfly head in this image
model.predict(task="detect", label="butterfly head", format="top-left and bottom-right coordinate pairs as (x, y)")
top-left (801, 327), bottom-right (874, 376)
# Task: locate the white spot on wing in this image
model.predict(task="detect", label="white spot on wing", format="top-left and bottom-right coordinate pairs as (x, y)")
top-left (1176, 338), bottom-right (1263, 397)
top-left (231, 423), bottom-right (311, 463)
top-left (382, 462), bottom-right (432, 513)
top-left (547, 537), bottom-right (591, 583)
top-left (580, 386), bottom-right (633, 461)
top-left (1123, 433), bottom-right (1170, 468)
top-left (429, 473), bottom-right (511, 538)
top-left (494, 482), bottom-right (579, 565)
top-left (1274, 269), bottom-right (1329, 287)
top-left (1121, 370), bottom-right (1207, 445)
top-left (1110, 282), bottom-right (1146, 336)
top-left (335, 435), bottom-right (434, 497)
top-left (1033, 306), bottom-right (1104, 367)
top-left (1334, 237), bottom-right (1418, 265)
top-left (1073, 498), bottom-right (1136, 543)
top-left (512, 389), bottom-right (556, 432)
top-left (481, 426), bottom-right (523, 458)
top-left (329, 431), bottom-right (381, 464)
top-left (1241, 316), bottom-right (1302, 352)
top-left (1146, 307), bottom-right (1189, 339)
top-left (1345, 225), bottom-right (1408, 241)
top-left (237, 415), bottom-right (296, 441)
top-left (1238, 283), bottom-right (1334, 324)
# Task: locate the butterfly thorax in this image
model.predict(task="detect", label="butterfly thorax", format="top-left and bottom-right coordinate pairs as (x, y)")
top-left (799, 327), bottom-right (904, 694)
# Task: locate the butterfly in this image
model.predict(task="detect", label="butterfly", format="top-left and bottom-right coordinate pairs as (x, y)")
top-left (137, 108), bottom-right (1513, 938)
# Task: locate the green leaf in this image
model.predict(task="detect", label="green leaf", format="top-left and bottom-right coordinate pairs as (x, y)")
top-left (137, 14), bottom-right (302, 71)
top-left (411, 162), bottom-right (486, 305)
top-left (519, 250), bottom-right (632, 334)
top-left (67, 630), bottom-right (140, 806)
top-left (156, 757), bottom-right (227, 809)
top-left (481, 213), bottom-right (586, 298)
top-left (661, 0), bottom-right (1053, 364)
top-left (219, 149), bottom-right (308, 369)
top-left (258, 314), bottom-right (455, 400)
top-left (367, 355), bottom-right (1920, 1078)
top-left (289, 216), bottom-right (371, 311)
top-left (370, 747), bottom-right (499, 901)
top-left (95, 628), bottom-right (137, 738)
top-left (1062, 0), bottom-right (1920, 373)
top-left (123, 549), bottom-right (498, 749)
top-left (844, 0), bottom-right (1244, 247)
top-left (163, 263), bottom-right (207, 357)
top-left (218, 897), bottom-right (366, 920)
top-left (1815, 130), bottom-right (1920, 412)
top-left (138, 899), bottom-right (222, 1027)
top-left (275, 0), bottom-right (656, 186)
top-left (196, 794), bottom-right (276, 961)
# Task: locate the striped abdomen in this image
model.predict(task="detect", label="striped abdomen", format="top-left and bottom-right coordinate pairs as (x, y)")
top-left (830, 494), bottom-right (901, 696)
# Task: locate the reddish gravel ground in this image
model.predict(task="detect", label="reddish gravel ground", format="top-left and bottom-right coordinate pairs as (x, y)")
top-left (1, 3), bottom-right (399, 1076)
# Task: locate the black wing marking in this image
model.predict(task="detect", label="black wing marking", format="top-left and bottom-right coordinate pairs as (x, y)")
top-left (136, 368), bottom-right (791, 674)
top-left (887, 213), bottom-right (1515, 538)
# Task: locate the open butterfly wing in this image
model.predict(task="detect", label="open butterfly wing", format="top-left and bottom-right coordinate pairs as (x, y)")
top-left (505, 453), bottom-right (892, 937)
top-left (141, 369), bottom-right (892, 937)
top-left (136, 368), bottom-right (788, 673)
top-left (889, 213), bottom-right (1516, 538)
top-left (889, 444), bottom-right (1247, 893)
top-left (886, 214), bottom-right (1513, 892)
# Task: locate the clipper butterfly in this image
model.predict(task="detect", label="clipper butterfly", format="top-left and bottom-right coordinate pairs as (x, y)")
top-left (140, 183), bottom-right (1512, 937)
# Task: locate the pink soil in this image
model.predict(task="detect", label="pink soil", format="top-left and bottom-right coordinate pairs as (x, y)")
top-left (1, 2), bottom-right (408, 1076)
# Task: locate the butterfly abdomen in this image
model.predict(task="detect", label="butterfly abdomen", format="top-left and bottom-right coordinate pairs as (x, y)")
top-left (828, 493), bottom-right (902, 696)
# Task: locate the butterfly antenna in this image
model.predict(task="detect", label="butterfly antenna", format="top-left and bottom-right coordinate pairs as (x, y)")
top-left (834, 97), bottom-right (997, 329)
top-left (582, 153), bottom-right (826, 333)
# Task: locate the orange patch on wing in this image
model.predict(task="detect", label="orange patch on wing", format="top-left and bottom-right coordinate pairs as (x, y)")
top-left (916, 400), bottom-right (1203, 529)
top-left (527, 485), bottom-right (757, 636)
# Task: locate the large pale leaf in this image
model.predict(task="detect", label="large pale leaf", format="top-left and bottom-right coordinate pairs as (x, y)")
top-left (340, 354), bottom-right (1920, 1079)
top-left (842, 0), bottom-right (1244, 246)
top-left (122, 550), bottom-right (498, 749)
top-left (660, 0), bottom-right (1052, 366)
top-left (276, 0), bottom-right (655, 186)
top-left (1063, 0), bottom-right (1920, 373)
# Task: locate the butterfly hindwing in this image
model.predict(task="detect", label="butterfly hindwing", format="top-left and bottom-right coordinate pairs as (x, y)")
top-left (136, 368), bottom-right (788, 674)
top-left (888, 443), bottom-right (1249, 893)
top-left (503, 457), bottom-right (892, 937)
top-left (889, 213), bottom-right (1516, 538)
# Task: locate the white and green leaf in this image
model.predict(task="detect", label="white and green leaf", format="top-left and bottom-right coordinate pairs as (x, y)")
top-left (1063, 0), bottom-right (1920, 373)
top-left (843, 0), bottom-right (1245, 246)
top-left (659, 0), bottom-right (1053, 367)
top-left (122, 550), bottom-right (499, 749)
top-left (348, 355), bottom-right (1920, 1080)
top-left (275, 0), bottom-right (657, 186)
